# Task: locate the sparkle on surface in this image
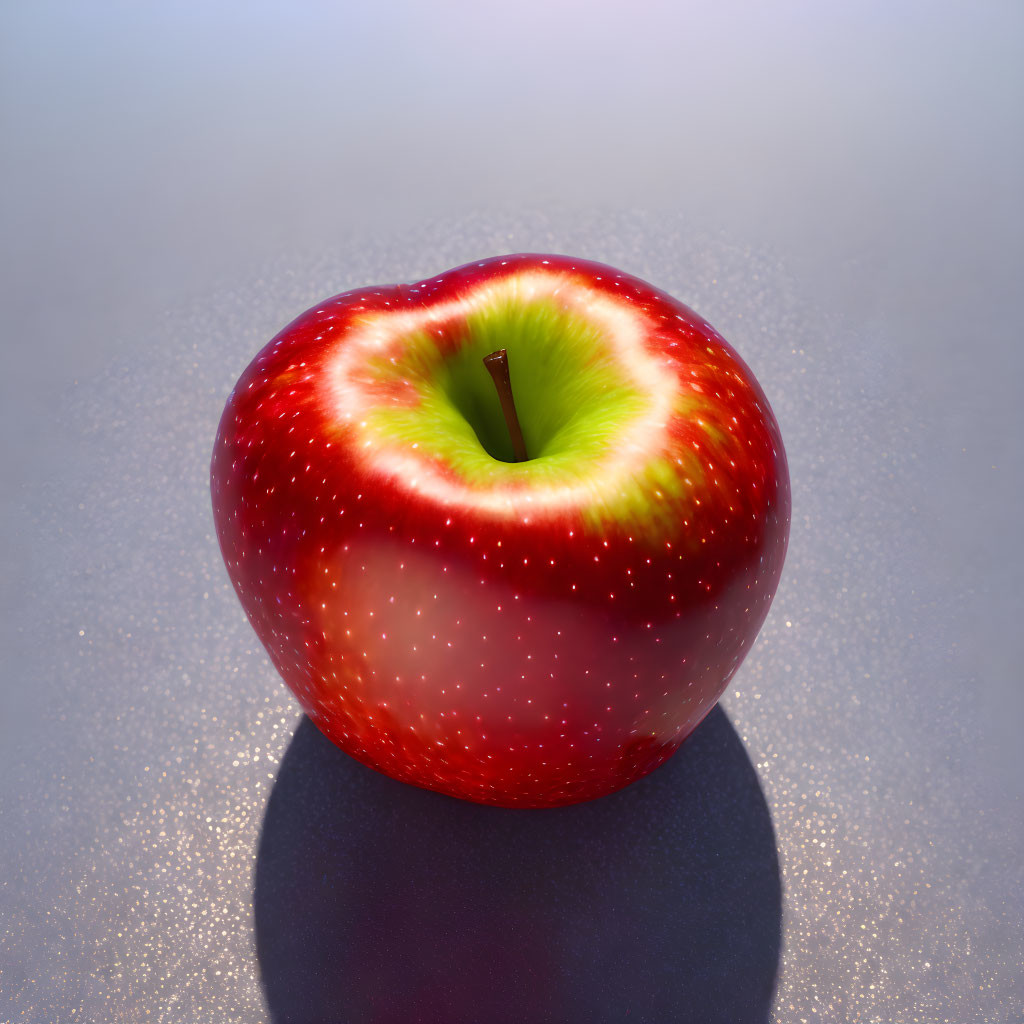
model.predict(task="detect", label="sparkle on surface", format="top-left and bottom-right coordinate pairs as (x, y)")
top-left (1, 213), bottom-right (1021, 1022)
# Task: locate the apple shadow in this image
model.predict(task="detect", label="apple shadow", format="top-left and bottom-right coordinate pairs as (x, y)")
top-left (254, 706), bottom-right (781, 1024)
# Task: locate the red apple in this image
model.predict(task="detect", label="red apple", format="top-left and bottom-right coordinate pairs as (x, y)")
top-left (211, 254), bottom-right (789, 808)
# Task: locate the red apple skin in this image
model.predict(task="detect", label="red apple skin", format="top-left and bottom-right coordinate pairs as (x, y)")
top-left (211, 254), bottom-right (789, 808)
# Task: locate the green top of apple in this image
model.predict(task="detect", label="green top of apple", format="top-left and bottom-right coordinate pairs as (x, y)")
top-left (374, 294), bottom-right (647, 465)
top-left (324, 269), bottom-right (728, 539)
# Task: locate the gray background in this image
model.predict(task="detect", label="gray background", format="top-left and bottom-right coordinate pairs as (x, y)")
top-left (2, 2), bottom-right (1022, 1021)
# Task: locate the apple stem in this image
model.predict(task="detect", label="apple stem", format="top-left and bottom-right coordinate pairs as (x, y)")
top-left (483, 349), bottom-right (529, 462)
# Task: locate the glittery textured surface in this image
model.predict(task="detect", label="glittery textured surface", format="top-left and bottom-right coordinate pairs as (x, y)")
top-left (2, 209), bottom-right (1021, 1022)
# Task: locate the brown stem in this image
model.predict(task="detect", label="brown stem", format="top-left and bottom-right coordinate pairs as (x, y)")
top-left (483, 348), bottom-right (528, 462)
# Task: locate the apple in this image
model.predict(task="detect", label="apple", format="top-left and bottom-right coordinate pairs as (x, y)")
top-left (211, 253), bottom-right (789, 808)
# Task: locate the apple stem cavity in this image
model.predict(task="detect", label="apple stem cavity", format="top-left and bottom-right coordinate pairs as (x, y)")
top-left (483, 348), bottom-right (529, 462)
